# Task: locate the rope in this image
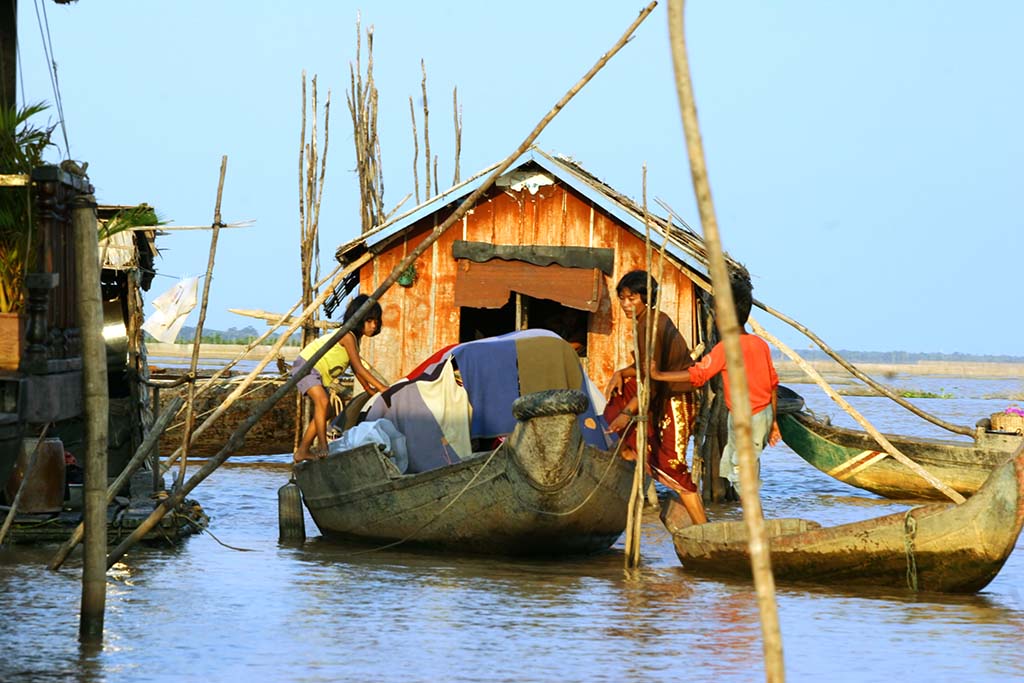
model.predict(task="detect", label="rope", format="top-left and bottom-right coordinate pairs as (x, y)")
top-left (32, 0), bottom-right (70, 157)
top-left (342, 441), bottom-right (507, 556)
top-left (903, 509), bottom-right (919, 591)
top-left (523, 420), bottom-right (634, 518)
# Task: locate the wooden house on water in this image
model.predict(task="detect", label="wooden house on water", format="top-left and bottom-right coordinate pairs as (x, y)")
top-left (0, 168), bottom-right (205, 542)
top-left (332, 148), bottom-right (739, 500)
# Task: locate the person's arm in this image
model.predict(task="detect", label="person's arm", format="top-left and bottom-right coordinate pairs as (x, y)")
top-left (648, 361), bottom-right (696, 389)
top-left (604, 394), bottom-right (640, 434)
top-left (604, 364), bottom-right (637, 399)
top-left (768, 386), bottom-right (781, 446)
top-left (340, 332), bottom-right (389, 394)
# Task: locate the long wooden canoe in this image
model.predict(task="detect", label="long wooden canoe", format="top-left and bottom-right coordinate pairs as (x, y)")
top-left (672, 441), bottom-right (1024, 593)
top-left (294, 389), bottom-right (633, 555)
top-left (777, 387), bottom-right (1022, 500)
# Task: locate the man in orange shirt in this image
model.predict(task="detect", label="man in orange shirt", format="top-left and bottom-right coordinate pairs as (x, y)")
top-left (650, 267), bottom-right (780, 493)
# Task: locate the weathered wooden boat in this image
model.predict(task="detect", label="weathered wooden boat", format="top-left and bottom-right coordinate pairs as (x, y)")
top-left (672, 441), bottom-right (1024, 593)
top-left (295, 388), bottom-right (633, 555)
top-left (777, 386), bottom-right (1023, 500)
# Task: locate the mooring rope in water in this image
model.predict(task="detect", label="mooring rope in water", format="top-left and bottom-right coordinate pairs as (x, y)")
top-left (903, 509), bottom-right (919, 591)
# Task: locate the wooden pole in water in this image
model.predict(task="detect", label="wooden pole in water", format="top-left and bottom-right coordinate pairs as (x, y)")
top-left (72, 189), bottom-right (109, 643)
top-left (749, 318), bottom-right (966, 504)
top-left (105, 2), bottom-right (659, 568)
top-left (667, 1), bottom-right (785, 680)
top-left (47, 396), bottom-right (184, 571)
top-left (177, 156), bottom-right (228, 491)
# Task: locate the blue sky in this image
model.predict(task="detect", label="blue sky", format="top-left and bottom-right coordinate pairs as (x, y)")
top-left (15, 1), bottom-right (1023, 356)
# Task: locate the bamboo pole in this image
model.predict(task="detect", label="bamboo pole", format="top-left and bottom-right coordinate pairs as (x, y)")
top-left (409, 96), bottom-right (420, 204)
top-left (72, 190), bottom-right (108, 644)
top-left (752, 301), bottom-right (973, 437)
top-left (0, 424), bottom-right (50, 546)
top-left (47, 396), bottom-right (185, 570)
top-left (176, 157), bottom-right (228, 491)
top-left (161, 253), bottom-right (370, 472)
top-left (106, 2), bottom-right (658, 569)
top-left (624, 312), bottom-right (647, 568)
top-left (422, 59), bottom-right (431, 199)
top-left (452, 86), bottom-right (462, 185)
top-left (667, 2), bottom-right (784, 680)
top-left (749, 318), bottom-right (966, 504)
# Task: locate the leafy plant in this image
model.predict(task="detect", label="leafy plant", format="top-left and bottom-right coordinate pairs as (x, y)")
top-left (100, 204), bottom-right (164, 241)
top-left (0, 103), bottom-right (56, 313)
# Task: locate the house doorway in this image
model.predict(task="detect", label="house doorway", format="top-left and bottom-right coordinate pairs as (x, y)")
top-left (459, 293), bottom-right (588, 356)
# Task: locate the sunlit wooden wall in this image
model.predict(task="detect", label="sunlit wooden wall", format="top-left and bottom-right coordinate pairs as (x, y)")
top-left (359, 183), bottom-right (699, 389)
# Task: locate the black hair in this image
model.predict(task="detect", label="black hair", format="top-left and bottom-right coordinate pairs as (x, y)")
top-left (616, 270), bottom-right (658, 305)
top-left (342, 294), bottom-right (383, 336)
top-left (728, 264), bottom-right (753, 326)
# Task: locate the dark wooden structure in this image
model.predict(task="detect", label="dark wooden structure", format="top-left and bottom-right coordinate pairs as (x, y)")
top-left (334, 148), bottom-right (736, 499)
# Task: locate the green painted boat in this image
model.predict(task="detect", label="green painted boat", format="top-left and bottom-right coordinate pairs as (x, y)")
top-left (672, 440), bottom-right (1024, 593)
top-left (777, 386), bottom-right (1022, 500)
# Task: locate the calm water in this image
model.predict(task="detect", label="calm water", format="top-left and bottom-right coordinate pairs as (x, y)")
top-left (2, 376), bottom-right (1023, 682)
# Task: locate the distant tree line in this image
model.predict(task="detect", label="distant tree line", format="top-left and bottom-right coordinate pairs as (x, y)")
top-left (773, 349), bottom-right (1023, 364)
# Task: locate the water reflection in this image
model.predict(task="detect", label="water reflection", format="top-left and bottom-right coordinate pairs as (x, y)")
top-left (1, 379), bottom-right (1022, 682)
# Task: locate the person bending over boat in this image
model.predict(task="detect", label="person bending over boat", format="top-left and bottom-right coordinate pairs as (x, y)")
top-left (603, 270), bottom-right (707, 525)
top-left (291, 294), bottom-right (389, 462)
top-left (650, 266), bottom-right (780, 496)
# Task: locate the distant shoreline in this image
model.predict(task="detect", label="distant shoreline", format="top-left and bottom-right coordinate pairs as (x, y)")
top-left (776, 359), bottom-right (1024, 380)
top-left (147, 342), bottom-right (300, 362)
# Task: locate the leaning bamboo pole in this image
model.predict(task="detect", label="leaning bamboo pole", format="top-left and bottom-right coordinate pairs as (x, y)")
top-left (667, 1), bottom-right (784, 681)
top-left (749, 318), bottom-right (966, 504)
top-left (161, 253), bottom-right (371, 472)
top-left (177, 156), bottom-right (228, 491)
top-left (48, 396), bottom-right (184, 570)
top-left (72, 189), bottom-right (108, 644)
top-left (105, 1), bottom-right (658, 569)
top-left (753, 301), bottom-right (973, 437)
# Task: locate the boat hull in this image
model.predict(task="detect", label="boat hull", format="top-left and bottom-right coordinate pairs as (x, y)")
top-left (674, 444), bottom-right (1024, 593)
top-left (779, 410), bottom-right (1021, 500)
top-left (295, 409), bottom-right (634, 555)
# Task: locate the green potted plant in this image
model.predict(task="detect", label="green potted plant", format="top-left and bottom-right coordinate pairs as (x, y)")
top-left (0, 103), bottom-right (55, 370)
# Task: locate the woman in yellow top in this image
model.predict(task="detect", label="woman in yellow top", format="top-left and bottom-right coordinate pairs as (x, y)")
top-left (292, 294), bottom-right (389, 461)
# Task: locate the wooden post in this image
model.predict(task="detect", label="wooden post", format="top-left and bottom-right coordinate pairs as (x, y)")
top-left (667, 1), bottom-right (785, 679)
top-left (72, 189), bottom-right (108, 644)
top-left (105, 3), bottom-right (658, 568)
top-left (176, 157), bottom-right (227, 491)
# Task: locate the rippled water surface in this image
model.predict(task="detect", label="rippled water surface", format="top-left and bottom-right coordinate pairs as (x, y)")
top-left (2, 378), bottom-right (1023, 682)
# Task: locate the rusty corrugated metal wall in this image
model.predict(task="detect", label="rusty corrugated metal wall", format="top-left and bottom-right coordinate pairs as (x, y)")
top-left (359, 183), bottom-right (698, 389)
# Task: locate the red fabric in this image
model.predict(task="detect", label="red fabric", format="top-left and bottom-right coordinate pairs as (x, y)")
top-left (603, 377), bottom-right (698, 493)
top-left (404, 344), bottom-right (458, 381)
top-left (688, 334), bottom-right (778, 413)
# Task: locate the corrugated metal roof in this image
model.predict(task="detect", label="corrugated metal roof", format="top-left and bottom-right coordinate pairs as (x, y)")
top-left (334, 147), bottom-right (721, 288)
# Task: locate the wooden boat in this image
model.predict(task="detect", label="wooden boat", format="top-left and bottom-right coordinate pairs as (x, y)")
top-left (777, 386), bottom-right (1023, 500)
top-left (672, 441), bottom-right (1024, 593)
top-left (295, 388), bottom-right (634, 555)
